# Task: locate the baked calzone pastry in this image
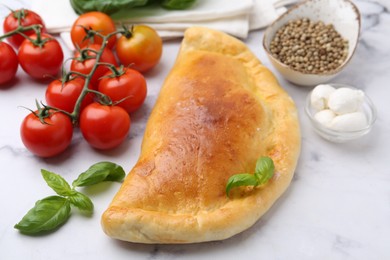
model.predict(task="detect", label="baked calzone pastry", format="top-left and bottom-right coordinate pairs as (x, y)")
top-left (101, 27), bottom-right (301, 244)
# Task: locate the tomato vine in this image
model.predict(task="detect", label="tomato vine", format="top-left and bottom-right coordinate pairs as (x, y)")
top-left (1, 9), bottom-right (162, 157)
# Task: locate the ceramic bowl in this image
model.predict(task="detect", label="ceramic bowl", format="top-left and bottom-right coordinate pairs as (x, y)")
top-left (305, 83), bottom-right (377, 143)
top-left (263, 0), bottom-right (361, 86)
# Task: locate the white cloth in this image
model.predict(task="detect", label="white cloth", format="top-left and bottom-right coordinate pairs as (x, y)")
top-left (30, 0), bottom-right (293, 49)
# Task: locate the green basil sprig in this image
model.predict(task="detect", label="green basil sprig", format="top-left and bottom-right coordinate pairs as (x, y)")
top-left (14, 196), bottom-right (71, 234)
top-left (72, 161), bottom-right (125, 187)
top-left (14, 162), bottom-right (125, 235)
top-left (161, 0), bottom-right (196, 9)
top-left (70, 0), bottom-right (197, 15)
top-left (226, 157), bottom-right (275, 196)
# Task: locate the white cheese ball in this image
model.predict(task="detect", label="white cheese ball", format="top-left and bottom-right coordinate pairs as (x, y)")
top-left (329, 112), bottom-right (367, 131)
top-left (328, 88), bottom-right (365, 114)
top-left (310, 84), bottom-right (336, 111)
top-left (314, 109), bottom-right (336, 127)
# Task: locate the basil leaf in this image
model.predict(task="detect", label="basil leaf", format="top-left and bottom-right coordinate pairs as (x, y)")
top-left (254, 157), bottom-right (275, 185)
top-left (70, 0), bottom-right (148, 15)
top-left (68, 192), bottom-right (94, 214)
top-left (70, 0), bottom-right (196, 15)
top-left (161, 0), bottom-right (196, 10)
top-left (226, 173), bottom-right (259, 196)
top-left (14, 196), bottom-right (71, 234)
top-left (226, 157), bottom-right (275, 197)
top-left (72, 161), bottom-right (126, 187)
top-left (41, 169), bottom-right (73, 196)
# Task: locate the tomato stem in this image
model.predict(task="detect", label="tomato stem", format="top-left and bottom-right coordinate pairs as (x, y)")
top-left (14, 9), bottom-right (27, 22)
top-left (112, 95), bottom-right (134, 107)
top-left (69, 30), bottom-right (124, 124)
top-left (121, 25), bottom-right (134, 39)
top-left (31, 100), bottom-right (73, 125)
top-left (79, 25), bottom-right (98, 45)
top-left (60, 57), bottom-right (78, 83)
top-left (0, 24), bottom-right (42, 41)
top-left (88, 89), bottom-right (113, 106)
top-left (98, 62), bottom-right (124, 77)
top-left (68, 71), bottom-right (88, 79)
top-left (75, 48), bottom-right (98, 62)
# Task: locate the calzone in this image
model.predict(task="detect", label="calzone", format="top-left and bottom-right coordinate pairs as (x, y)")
top-left (102, 27), bottom-right (300, 243)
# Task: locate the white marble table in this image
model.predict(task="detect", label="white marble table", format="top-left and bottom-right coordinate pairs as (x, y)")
top-left (0, 1), bottom-right (389, 259)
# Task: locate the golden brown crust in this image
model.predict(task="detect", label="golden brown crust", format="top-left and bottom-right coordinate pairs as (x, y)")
top-left (101, 27), bottom-right (301, 244)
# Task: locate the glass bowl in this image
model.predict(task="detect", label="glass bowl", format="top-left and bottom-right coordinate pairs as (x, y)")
top-left (305, 84), bottom-right (377, 142)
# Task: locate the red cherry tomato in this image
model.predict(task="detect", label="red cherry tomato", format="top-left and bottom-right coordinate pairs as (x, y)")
top-left (0, 42), bottom-right (18, 85)
top-left (70, 44), bottom-right (118, 89)
top-left (98, 68), bottom-right (147, 113)
top-left (18, 34), bottom-right (64, 80)
top-left (116, 25), bottom-right (162, 73)
top-left (3, 9), bottom-right (46, 48)
top-left (70, 11), bottom-right (116, 49)
top-left (20, 111), bottom-right (73, 158)
top-left (45, 77), bottom-right (94, 114)
top-left (80, 103), bottom-right (130, 150)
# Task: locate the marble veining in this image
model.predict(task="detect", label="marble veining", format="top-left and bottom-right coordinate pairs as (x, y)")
top-left (1, 0), bottom-right (390, 259)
